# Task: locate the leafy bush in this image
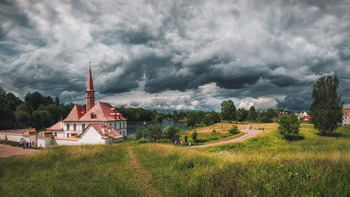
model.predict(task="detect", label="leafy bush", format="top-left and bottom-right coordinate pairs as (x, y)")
top-left (135, 128), bottom-right (144, 140)
top-left (212, 129), bottom-right (216, 134)
top-left (279, 115), bottom-right (300, 139)
top-left (163, 125), bottom-right (181, 139)
top-left (229, 126), bottom-right (239, 134)
top-left (191, 131), bottom-right (198, 142)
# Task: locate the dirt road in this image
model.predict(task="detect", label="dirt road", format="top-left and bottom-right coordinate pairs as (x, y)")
top-left (0, 144), bottom-right (40, 158)
top-left (189, 128), bottom-right (263, 149)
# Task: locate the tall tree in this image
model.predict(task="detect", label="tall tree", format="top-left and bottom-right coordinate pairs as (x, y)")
top-left (247, 106), bottom-right (257, 121)
top-left (55, 96), bottom-right (60, 106)
top-left (310, 75), bottom-right (343, 135)
top-left (221, 100), bottom-right (237, 121)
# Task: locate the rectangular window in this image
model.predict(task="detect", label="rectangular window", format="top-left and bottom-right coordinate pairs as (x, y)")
top-left (67, 133), bottom-right (70, 138)
top-left (67, 124), bottom-right (70, 130)
top-left (73, 124), bottom-right (76, 131)
top-left (82, 124), bottom-right (85, 131)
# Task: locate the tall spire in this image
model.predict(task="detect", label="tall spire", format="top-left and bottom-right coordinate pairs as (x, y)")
top-left (87, 62), bottom-right (94, 91)
top-left (86, 62), bottom-right (95, 111)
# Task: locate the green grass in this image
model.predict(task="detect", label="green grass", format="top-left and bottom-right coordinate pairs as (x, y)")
top-left (0, 144), bottom-right (144, 196)
top-left (1, 125), bottom-right (350, 196)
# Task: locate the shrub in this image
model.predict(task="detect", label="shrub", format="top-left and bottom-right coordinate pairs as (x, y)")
top-left (212, 129), bottom-right (216, 134)
top-left (135, 128), bottom-right (144, 140)
top-left (229, 126), bottom-right (239, 134)
top-left (163, 126), bottom-right (181, 139)
top-left (279, 114), bottom-right (300, 139)
top-left (192, 131), bottom-right (198, 142)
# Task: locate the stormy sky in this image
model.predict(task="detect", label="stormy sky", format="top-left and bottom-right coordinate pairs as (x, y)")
top-left (1, 0), bottom-right (350, 112)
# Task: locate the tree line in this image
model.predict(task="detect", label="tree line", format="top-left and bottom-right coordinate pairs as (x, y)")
top-left (0, 87), bottom-right (74, 130)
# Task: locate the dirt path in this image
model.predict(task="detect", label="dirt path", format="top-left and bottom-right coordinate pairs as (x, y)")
top-left (189, 128), bottom-right (263, 149)
top-left (128, 147), bottom-right (163, 197)
top-left (0, 144), bottom-right (40, 158)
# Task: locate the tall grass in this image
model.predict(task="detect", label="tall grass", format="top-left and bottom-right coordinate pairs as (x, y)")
top-left (134, 143), bottom-right (350, 196)
top-left (0, 144), bottom-right (144, 196)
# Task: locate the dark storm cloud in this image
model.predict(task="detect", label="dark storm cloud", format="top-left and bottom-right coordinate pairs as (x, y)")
top-left (1, 0), bottom-right (350, 111)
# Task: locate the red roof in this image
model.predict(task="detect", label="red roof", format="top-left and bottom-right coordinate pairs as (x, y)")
top-left (87, 66), bottom-right (94, 91)
top-left (344, 109), bottom-right (350, 113)
top-left (79, 102), bottom-right (127, 122)
top-left (64, 105), bottom-right (87, 121)
top-left (83, 124), bottom-right (123, 139)
top-left (47, 121), bottom-right (63, 131)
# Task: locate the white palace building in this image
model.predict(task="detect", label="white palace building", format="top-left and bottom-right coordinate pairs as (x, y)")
top-left (0, 64), bottom-right (127, 148)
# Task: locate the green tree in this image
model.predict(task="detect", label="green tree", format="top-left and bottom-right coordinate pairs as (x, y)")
top-left (135, 128), bottom-right (144, 140)
top-left (221, 100), bottom-right (237, 121)
top-left (163, 125), bottom-right (180, 139)
top-left (15, 110), bottom-right (31, 128)
top-left (310, 75), bottom-right (343, 135)
top-left (278, 115), bottom-right (300, 138)
top-left (191, 130), bottom-right (198, 142)
top-left (247, 106), bottom-right (257, 121)
top-left (55, 96), bottom-right (60, 106)
top-left (145, 125), bottom-right (162, 141)
top-left (236, 108), bottom-right (248, 121)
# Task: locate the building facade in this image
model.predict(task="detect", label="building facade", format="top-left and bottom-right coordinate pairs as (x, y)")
top-left (343, 109), bottom-right (350, 126)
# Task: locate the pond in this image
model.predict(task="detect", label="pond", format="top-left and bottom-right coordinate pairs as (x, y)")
top-left (127, 120), bottom-right (188, 138)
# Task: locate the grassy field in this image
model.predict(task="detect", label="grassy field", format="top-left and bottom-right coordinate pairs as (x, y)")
top-left (179, 123), bottom-right (245, 145)
top-left (1, 124), bottom-right (349, 196)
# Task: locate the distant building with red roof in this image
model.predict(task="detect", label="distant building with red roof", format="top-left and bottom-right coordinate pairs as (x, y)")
top-left (45, 63), bottom-right (127, 147)
top-left (343, 109), bottom-right (350, 126)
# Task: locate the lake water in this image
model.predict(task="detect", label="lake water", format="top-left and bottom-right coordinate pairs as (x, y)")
top-left (127, 120), bottom-right (188, 138)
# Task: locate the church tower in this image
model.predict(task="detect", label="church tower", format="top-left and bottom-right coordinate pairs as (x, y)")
top-left (86, 62), bottom-right (95, 111)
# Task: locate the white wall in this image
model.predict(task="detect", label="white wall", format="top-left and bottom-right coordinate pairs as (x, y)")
top-left (5, 134), bottom-right (22, 142)
top-left (79, 126), bottom-right (106, 145)
top-left (53, 138), bottom-right (80, 146)
top-left (37, 137), bottom-right (52, 148)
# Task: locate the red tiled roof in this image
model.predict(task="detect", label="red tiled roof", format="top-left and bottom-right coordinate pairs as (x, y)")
top-left (47, 121), bottom-right (63, 131)
top-left (82, 123), bottom-right (123, 139)
top-left (87, 67), bottom-right (94, 91)
top-left (64, 105), bottom-right (87, 121)
top-left (344, 109), bottom-right (350, 113)
top-left (79, 102), bottom-right (127, 122)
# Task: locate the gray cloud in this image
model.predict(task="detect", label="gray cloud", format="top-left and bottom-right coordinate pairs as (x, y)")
top-left (0, 0), bottom-right (350, 112)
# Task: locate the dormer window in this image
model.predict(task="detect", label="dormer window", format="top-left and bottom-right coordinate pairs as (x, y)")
top-left (91, 113), bottom-right (97, 119)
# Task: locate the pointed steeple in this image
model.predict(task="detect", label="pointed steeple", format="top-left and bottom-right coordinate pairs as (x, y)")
top-left (87, 62), bottom-right (94, 91)
top-left (86, 62), bottom-right (95, 111)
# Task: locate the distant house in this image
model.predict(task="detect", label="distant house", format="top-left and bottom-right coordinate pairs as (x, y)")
top-left (302, 115), bottom-right (312, 122)
top-left (296, 112), bottom-right (310, 121)
top-left (343, 109), bottom-right (350, 126)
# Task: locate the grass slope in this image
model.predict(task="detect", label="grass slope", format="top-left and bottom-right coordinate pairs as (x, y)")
top-left (0, 124), bottom-right (349, 196)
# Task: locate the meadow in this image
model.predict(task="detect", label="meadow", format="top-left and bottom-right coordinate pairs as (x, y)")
top-left (0, 124), bottom-right (349, 196)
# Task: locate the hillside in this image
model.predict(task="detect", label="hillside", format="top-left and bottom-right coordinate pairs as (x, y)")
top-left (0, 124), bottom-right (349, 196)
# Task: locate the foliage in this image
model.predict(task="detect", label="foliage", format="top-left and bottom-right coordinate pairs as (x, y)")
top-left (135, 128), bottom-right (144, 140)
top-left (145, 125), bottom-right (162, 141)
top-left (310, 75), bottom-right (343, 135)
top-left (236, 108), bottom-right (248, 121)
top-left (163, 125), bottom-right (180, 139)
top-left (191, 130), bottom-right (198, 142)
top-left (229, 125), bottom-right (239, 134)
top-left (221, 100), bottom-right (237, 121)
top-left (278, 115), bottom-right (300, 138)
top-left (186, 111), bottom-right (220, 128)
top-left (212, 129), bottom-right (216, 134)
top-left (247, 106), bottom-right (257, 121)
